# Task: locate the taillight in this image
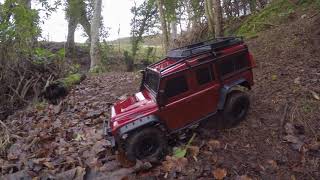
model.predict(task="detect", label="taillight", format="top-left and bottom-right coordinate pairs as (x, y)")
top-left (249, 53), bottom-right (256, 68)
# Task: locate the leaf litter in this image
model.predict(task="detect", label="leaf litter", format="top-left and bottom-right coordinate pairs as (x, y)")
top-left (1, 11), bottom-right (320, 179)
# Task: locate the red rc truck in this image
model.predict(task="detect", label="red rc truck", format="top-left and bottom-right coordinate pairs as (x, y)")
top-left (104, 37), bottom-right (255, 162)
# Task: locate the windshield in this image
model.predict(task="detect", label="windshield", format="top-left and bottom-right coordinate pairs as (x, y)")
top-left (144, 70), bottom-right (160, 95)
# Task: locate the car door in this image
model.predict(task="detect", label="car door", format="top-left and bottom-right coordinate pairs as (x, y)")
top-left (186, 64), bottom-right (221, 123)
top-left (158, 64), bottom-right (220, 130)
top-left (158, 71), bottom-right (194, 130)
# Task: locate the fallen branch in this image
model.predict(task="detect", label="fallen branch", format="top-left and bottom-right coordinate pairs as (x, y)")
top-left (309, 12), bottom-right (320, 19)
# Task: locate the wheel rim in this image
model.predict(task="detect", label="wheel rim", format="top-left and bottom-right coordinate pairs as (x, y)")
top-left (135, 136), bottom-right (159, 159)
top-left (232, 99), bottom-right (248, 119)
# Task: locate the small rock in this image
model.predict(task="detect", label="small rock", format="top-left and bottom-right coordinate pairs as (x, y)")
top-left (301, 14), bottom-right (307, 19)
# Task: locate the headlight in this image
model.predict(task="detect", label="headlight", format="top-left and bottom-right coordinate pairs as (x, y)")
top-left (112, 121), bottom-right (119, 128)
top-left (111, 106), bottom-right (116, 117)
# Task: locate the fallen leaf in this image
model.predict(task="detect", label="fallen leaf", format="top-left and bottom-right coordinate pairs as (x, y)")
top-left (55, 166), bottom-right (86, 180)
top-left (271, 75), bottom-right (277, 81)
top-left (208, 140), bottom-right (221, 150)
top-left (162, 156), bottom-right (188, 173)
top-left (43, 161), bottom-right (55, 169)
top-left (74, 134), bottom-right (85, 141)
top-left (53, 102), bottom-right (63, 114)
top-left (212, 168), bottom-right (227, 180)
top-left (293, 77), bottom-right (300, 84)
top-left (283, 135), bottom-right (304, 150)
top-left (236, 175), bottom-right (253, 180)
top-left (7, 143), bottom-right (23, 160)
top-left (284, 123), bottom-right (295, 135)
top-left (266, 159), bottom-right (278, 169)
top-left (188, 145), bottom-right (200, 158)
top-left (310, 90), bottom-right (320, 100)
top-left (1, 170), bottom-right (32, 180)
top-left (308, 141), bottom-right (320, 150)
top-left (173, 133), bottom-right (196, 158)
top-left (173, 147), bottom-right (187, 158)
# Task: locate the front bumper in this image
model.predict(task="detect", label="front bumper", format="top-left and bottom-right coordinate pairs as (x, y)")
top-left (103, 118), bottom-right (116, 147)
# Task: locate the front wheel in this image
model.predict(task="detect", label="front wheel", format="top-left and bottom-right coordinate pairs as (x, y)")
top-left (222, 90), bottom-right (250, 127)
top-left (125, 127), bottom-right (167, 163)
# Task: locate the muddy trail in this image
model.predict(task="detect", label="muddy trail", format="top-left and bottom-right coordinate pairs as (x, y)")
top-left (1, 9), bottom-right (320, 180)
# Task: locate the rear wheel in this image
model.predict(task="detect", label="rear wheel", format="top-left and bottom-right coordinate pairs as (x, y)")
top-left (125, 127), bottom-right (167, 163)
top-left (222, 90), bottom-right (250, 127)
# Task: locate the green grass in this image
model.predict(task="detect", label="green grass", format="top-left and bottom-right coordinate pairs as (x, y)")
top-left (236, 0), bottom-right (295, 38)
top-left (236, 0), bottom-right (316, 38)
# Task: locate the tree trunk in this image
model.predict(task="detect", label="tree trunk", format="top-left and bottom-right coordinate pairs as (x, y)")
top-left (23, 0), bottom-right (31, 8)
top-left (186, 0), bottom-right (192, 30)
top-left (249, 0), bottom-right (256, 13)
top-left (66, 16), bottom-right (77, 57)
top-left (90, 0), bottom-right (102, 70)
top-left (171, 20), bottom-right (177, 40)
top-left (79, 3), bottom-right (91, 41)
top-left (213, 0), bottom-right (223, 37)
top-left (204, 0), bottom-right (214, 34)
top-left (157, 0), bottom-right (169, 53)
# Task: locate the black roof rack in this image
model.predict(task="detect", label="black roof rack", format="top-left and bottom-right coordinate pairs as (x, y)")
top-left (154, 37), bottom-right (244, 73)
top-left (167, 37), bottom-right (243, 59)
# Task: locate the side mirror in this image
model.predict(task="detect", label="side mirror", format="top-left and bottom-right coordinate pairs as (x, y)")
top-left (157, 90), bottom-right (166, 107)
top-left (139, 70), bottom-right (146, 91)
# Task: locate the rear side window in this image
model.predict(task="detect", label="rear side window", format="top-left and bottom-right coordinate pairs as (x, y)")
top-left (196, 66), bottom-right (214, 85)
top-left (165, 75), bottom-right (188, 98)
top-left (219, 54), bottom-right (249, 76)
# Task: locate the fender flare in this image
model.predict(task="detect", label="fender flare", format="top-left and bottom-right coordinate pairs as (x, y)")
top-left (118, 115), bottom-right (160, 137)
top-left (217, 79), bottom-right (249, 110)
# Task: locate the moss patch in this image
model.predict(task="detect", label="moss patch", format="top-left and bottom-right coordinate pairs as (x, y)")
top-left (236, 0), bottom-right (294, 38)
top-left (235, 0), bottom-right (316, 38)
top-left (59, 73), bottom-right (83, 88)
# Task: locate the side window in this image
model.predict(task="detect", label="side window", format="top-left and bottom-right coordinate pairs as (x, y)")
top-left (219, 53), bottom-right (249, 76)
top-left (235, 54), bottom-right (249, 70)
top-left (219, 58), bottom-right (234, 76)
top-left (165, 75), bottom-right (188, 98)
top-left (196, 66), bottom-right (214, 85)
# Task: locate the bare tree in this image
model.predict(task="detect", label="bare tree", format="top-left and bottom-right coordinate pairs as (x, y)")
top-left (157, 0), bottom-right (169, 53)
top-left (204, 0), bottom-right (214, 34)
top-left (171, 20), bottom-right (177, 40)
top-left (23, 0), bottom-right (31, 8)
top-left (90, 0), bottom-right (102, 70)
top-left (213, 0), bottom-right (223, 37)
top-left (66, 0), bottom-right (91, 57)
top-left (249, 0), bottom-right (257, 13)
